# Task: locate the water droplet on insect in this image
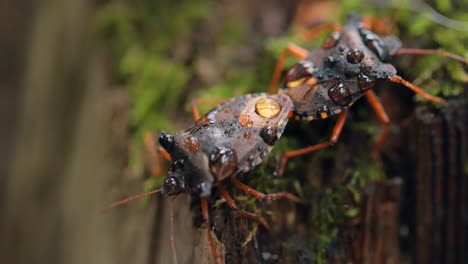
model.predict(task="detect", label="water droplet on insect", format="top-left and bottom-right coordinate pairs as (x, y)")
top-left (357, 73), bottom-right (375, 91)
top-left (260, 126), bottom-right (279, 146)
top-left (255, 97), bottom-right (282, 119)
top-left (346, 48), bottom-right (364, 64)
top-left (324, 56), bottom-right (337, 67)
top-left (316, 105), bottom-right (330, 119)
top-left (328, 82), bottom-right (351, 106)
top-left (209, 146), bottom-right (238, 179)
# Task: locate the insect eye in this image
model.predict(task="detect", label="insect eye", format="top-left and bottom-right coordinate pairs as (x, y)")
top-left (159, 131), bottom-right (175, 152)
top-left (346, 49), bottom-right (364, 64)
top-left (164, 177), bottom-right (177, 188)
top-left (357, 73), bottom-right (376, 91)
top-left (163, 176), bottom-right (183, 196)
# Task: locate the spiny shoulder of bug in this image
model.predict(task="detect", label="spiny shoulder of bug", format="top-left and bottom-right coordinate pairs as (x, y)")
top-left (154, 92), bottom-right (295, 199)
top-left (281, 12), bottom-right (409, 120)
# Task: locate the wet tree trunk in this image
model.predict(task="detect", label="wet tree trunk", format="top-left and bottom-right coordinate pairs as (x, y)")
top-left (401, 100), bottom-right (468, 264)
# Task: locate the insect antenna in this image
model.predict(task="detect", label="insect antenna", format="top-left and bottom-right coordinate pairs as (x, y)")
top-left (393, 48), bottom-right (468, 65)
top-left (389, 75), bottom-right (447, 105)
top-left (102, 189), bottom-right (162, 212)
top-left (170, 196), bottom-right (179, 264)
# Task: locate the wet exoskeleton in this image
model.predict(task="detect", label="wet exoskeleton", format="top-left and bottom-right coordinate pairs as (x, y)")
top-left (268, 12), bottom-right (468, 175)
top-left (105, 93), bottom-right (300, 263)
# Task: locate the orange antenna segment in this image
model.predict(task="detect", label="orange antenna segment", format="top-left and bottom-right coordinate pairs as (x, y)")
top-left (102, 189), bottom-right (161, 212)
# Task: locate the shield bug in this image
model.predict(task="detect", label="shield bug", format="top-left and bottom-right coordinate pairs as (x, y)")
top-left (104, 93), bottom-right (300, 263)
top-left (268, 12), bottom-right (467, 176)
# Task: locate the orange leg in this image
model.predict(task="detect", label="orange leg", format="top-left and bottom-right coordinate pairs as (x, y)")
top-left (229, 177), bottom-right (301, 203)
top-left (144, 132), bottom-right (171, 176)
top-left (268, 44), bottom-right (309, 94)
top-left (217, 184), bottom-right (271, 231)
top-left (200, 197), bottom-right (222, 264)
top-left (191, 97), bottom-right (226, 120)
top-left (389, 75), bottom-right (447, 105)
top-left (361, 15), bottom-right (393, 35)
top-left (302, 22), bottom-right (341, 41)
top-left (365, 90), bottom-right (390, 163)
top-left (392, 48), bottom-right (468, 65)
top-left (278, 110), bottom-right (348, 176)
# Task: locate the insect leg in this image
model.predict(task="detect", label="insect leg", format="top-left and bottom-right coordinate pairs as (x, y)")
top-left (389, 75), bottom-right (447, 105)
top-left (190, 97), bottom-right (226, 120)
top-left (392, 48), bottom-right (468, 65)
top-left (365, 90), bottom-right (390, 163)
top-left (361, 15), bottom-right (393, 35)
top-left (200, 197), bottom-right (222, 264)
top-left (302, 22), bottom-right (341, 41)
top-left (277, 110), bottom-right (348, 176)
top-left (217, 184), bottom-right (271, 231)
top-left (268, 44), bottom-right (309, 94)
top-left (229, 176), bottom-right (301, 203)
top-left (144, 132), bottom-right (171, 176)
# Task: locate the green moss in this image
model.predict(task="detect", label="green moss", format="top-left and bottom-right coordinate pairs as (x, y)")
top-left (95, 0), bottom-right (264, 173)
top-left (95, 0), bottom-right (213, 171)
top-left (308, 184), bottom-right (360, 263)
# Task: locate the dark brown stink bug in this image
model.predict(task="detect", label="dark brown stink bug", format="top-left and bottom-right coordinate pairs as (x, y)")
top-left (104, 93), bottom-right (300, 263)
top-left (269, 12), bottom-right (468, 176)
top-left (159, 93), bottom-right (293, 197)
